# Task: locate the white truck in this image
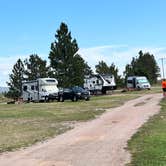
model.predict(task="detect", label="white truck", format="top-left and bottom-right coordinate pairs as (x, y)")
top-left (22, 78), bottom-right (59, 102)
top-left (127, 76), bottom-right (151, 90)
top-left (84, 74), bottom-right (116, 94)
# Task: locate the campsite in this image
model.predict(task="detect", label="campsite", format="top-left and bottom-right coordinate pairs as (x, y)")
top-left (0, 86), bottom-right (165, 165)
top-left (1, 1), bottom-right (166, 165)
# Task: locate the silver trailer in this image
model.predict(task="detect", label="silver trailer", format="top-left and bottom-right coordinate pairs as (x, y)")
top-left (84, 74), bottom-right (116, 94)
top-left (127, 76), bottom-right (151, 90)
top-left (22, 78), bottom-right (59, 102)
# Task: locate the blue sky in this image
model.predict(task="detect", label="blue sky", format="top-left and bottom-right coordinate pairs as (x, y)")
top-left (0, 0), bottom-right (166, 86)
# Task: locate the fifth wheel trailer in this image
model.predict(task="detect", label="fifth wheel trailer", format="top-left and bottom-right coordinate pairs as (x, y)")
top-left (84, 74), bottom-right (116, 94)
top-left (22, 78), bottom-right (59, 102)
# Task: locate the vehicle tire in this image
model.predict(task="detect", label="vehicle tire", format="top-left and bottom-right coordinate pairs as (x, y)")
top-left (85, 97), bottom-right (90, 101)
top-left (72, 95), bottom-right (78, 102)
top-left (59, 95), bottom-right (64, 102)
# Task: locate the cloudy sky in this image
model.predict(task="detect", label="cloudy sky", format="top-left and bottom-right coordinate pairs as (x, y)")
top-left (0, 0), bottom-right (166, 86)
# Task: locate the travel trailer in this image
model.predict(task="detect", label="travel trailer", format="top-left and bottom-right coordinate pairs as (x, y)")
top-left (84, 74), bottom-right (116, 94)
top-left (22, 78), bottom-right (59, 102)
top-left (127, 76), bottom-right (151, 90)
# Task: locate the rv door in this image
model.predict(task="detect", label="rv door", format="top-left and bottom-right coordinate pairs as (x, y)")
top-left (133, 78), bottom-right (136, 88)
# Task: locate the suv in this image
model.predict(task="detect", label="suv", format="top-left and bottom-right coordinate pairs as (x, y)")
top-left (58, 86), bottom-right (90, 102)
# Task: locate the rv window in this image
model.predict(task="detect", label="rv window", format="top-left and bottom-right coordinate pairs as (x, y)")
top-left (93, 81), bottom-right (95, 84)
top-left (96, 80), bottom-right (99, 84)
top-left (31, 85), bottom-right (34, 90)
top-left (46, 80), bottom-right (56, 83)
top-left (127, 80), bottom-right (133, 84)
top-left (23, 86), bottom-right (27, 91)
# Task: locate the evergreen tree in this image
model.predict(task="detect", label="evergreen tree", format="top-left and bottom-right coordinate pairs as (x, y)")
top-left (84, 62), bottom-right (93, 76)
top-left (24, 54), bottom-right (49, 80)
top-left (95, 61), bottom-right (124, 87)
top-left (124, 50), bottom-right (160, 84)
top-left (69, 54), bottom-right (86, 86)
top-left (6, 59), bottom-right (24, 99)
top-left (109, 63), bottom-right (124, 87)
top-left (95, 60), bottom-right (110, 74)
top-left (49, 22), bottom-right (87, 87)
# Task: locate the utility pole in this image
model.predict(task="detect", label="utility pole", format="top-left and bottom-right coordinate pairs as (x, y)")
top-left (160, 58), bottom-right (166, 78)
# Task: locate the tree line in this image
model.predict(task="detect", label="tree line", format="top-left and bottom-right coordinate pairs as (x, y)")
top-left (6, 22), bottom-right (160, 99)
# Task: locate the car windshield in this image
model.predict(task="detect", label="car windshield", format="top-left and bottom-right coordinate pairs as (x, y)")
top-left (137, 78), bottom-right (148, 83)
top-left (73, 87), bottom-right (84, 92)
top-left (42, 85), bottom-right (58, 92)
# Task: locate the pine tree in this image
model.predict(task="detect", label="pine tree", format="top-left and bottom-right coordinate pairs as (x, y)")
top-left (49, 22), bottom-right (87, 87)
top-left (95, 60), bottom-right (110, 74)
top-left (95, 61), bottom-right (124, 87)
top-left (24, 54), bottom-right (49, 80)
top-left (69, 54), bottom-right (86, 86)
top-left (6, 59), bottom-right (24, 99)
top-left (84, 62), bottom-right (93, 76)
top-left (124, 50), bottom-right (160, 84)
top-left (110, 63), bottom-right (124, 87)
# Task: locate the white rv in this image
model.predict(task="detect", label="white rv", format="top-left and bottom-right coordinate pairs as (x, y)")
top-left (127, 76), bottom-right (151, 90)
top-left (84, 74), bottom-right (116, 94)
top-left (22, 78), bottom-right (59, 102)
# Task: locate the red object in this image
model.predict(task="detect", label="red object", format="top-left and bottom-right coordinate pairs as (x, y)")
top-left (162, 81), bottom-right (166, 88)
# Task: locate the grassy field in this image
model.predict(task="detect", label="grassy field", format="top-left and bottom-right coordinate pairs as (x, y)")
top-left (127, 97), bottom-right (166, 166)
top-left (0, 93), bottom-right (141, 153)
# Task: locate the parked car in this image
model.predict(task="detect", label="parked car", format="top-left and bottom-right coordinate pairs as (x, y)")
top-left (58, 86), bottom-right (90, 102)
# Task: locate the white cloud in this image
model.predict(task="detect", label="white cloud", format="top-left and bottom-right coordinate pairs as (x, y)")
top-left (78, 45), bottom-right (166, 77)
top-left (0, 55), bottom-right (27, 87)
top-left (0, 54), bottom-right (49, 87)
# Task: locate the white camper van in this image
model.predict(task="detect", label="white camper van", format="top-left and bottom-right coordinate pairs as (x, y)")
top-left (84, 74), bottom-right (116, 94)
top-left (22, 78), bottom-right (59, 102)
top-left (127, 76), bottom-right (151, 90)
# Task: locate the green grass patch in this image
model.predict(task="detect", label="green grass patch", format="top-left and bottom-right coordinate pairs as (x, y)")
top-left (0, 94), bottom-right (140, 153)
top-left (127, 97), bottom-right (166, 166)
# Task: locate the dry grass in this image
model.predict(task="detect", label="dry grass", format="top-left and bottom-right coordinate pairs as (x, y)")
top-left (0, 93), bottom-right (141, 153)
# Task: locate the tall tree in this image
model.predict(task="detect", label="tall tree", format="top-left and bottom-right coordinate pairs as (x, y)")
top-left (49, 22), bottom-right (87, 87)
top-left (95, 61), bottom-right (124, 87)
top-left (95, 60), bottom-right (110, 74)
top-left (6, 59), bottom-right (24, 99)
top-left (124, 50), bottom-right (160, 84)
top-left (69, 54), bottom-right (86, 86)
top-left (84, 62), bottom-right (93, 76)
top-left (109, 63), bottom-right (124, 87)
top-left (24, 54), bottom-right (49, 80)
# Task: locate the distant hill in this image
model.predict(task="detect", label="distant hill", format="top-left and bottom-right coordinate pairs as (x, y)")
top-left (0, 87), bottom-right (9, 93)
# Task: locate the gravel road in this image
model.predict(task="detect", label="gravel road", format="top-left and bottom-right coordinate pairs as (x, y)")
top-left (0, 94), bottom-right (162, 166)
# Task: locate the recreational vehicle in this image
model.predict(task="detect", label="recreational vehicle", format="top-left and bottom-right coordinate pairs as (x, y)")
top-left (22, 78), bottom-right (59, 102)
top-left (84, 74), bottom-right (116, 94)
top-left (127, 76), bottom-right (151, 90)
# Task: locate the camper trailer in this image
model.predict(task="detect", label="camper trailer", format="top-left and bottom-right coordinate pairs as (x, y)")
top-left (84, 74), bottom-right (116, 94)
top-left (127, 76), bottom-right (151, 90)
top-left (22, 78), bottom-right (59, 102)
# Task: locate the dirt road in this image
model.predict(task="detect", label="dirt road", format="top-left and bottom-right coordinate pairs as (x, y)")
top-left (0, 94), bottom-right (162, 166)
